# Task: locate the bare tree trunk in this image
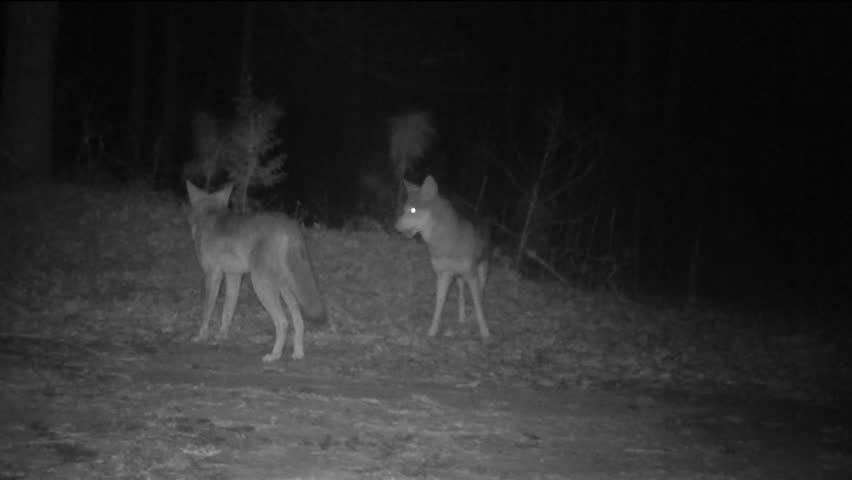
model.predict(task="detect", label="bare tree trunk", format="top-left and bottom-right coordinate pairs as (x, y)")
top-left (625, 7), bottom-right (644, 296)
top-left (515, 178), bottom-right (540, 270)
top-left (474, 174), bottom-right (488, 213)
top-left (238, 156), bottom-right (256, 214)
top-left (688, 223), bottom-right (702, 305)
top-left (128, 2), bottom-right (149, 175)
top-left (607, 207), bottom-right (616, 256)
top-left (2, 1), bottom-right (58, 178)
top-left (238, 1), bottom-right (256, 90)
top-left (663, 4), bottom-right (695, 141)
top-left (158, 3), bottom-right (180, 186)
top-left (632, 189), bottom-right (641, 295)
top-left (623, 4), bottom-right (643, 158)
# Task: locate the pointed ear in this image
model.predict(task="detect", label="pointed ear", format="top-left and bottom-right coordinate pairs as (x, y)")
top-left (186, 180), bottom-right (204, 206)
top-left (421, 175), bottom-right (438, 200)
top-left (213, 183), bottom-right (234, 208)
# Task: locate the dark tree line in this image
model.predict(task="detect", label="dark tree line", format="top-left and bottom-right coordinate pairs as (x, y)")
top-left (2, 2), bottom-right (58, 180)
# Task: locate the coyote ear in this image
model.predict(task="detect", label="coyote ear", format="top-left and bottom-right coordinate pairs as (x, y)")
top-left (221, 182), bottom-right (234, 197)
top-left (214, 183), bottom-right (235, 207)
top-left (186, 180), bottom-right (204, 205)
top-left (421, 175), bottom-right (438, 200)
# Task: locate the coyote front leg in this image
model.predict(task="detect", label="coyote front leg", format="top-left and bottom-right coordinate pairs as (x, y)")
top-left (428, 272), bottom-right (453, 337)
top-left (194, 269), bottom-right (223, 343)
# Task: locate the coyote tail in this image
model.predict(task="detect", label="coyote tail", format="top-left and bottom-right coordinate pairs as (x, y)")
top-left (388, 111), bottom-right (435, 178)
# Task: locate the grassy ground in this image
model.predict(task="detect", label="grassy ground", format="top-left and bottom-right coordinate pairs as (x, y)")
top-left (0, 182), bottom-right (849, 479)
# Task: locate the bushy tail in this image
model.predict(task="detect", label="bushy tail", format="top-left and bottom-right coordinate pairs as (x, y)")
top-left (285, 240), bottom-right (326, 325)
top-left (388, 111), bottom-right (435, 180)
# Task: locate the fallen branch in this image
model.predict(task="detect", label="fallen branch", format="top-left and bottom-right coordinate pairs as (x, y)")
top-left (524, 249), bottom-right (570, 286)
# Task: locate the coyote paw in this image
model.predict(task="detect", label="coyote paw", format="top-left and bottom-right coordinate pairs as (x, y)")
top-left (262, 352), bottom-right (282, 363)
top-left (292, 349), bottom-right (304, 360)
top-left (213, 331), bottom-right (229, 343)
top-left (191, 331), bottom-right (209, 343)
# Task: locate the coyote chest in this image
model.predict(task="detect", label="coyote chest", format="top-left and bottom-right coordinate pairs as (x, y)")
top-left (193, 219), bottom-right (259, 274)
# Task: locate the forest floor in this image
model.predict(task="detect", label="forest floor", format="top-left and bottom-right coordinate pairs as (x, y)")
top-left (1, 183), bottom-right (849, 479)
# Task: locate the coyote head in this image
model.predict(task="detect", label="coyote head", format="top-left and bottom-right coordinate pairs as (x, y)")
top-left (395, 175), bottom-right (439, 239)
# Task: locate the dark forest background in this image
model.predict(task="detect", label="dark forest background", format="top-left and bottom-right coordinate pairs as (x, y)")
top-left (2, 2), bottom-right (850, 314)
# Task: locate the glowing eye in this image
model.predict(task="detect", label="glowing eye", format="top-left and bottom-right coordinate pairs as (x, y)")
top-left (409, 207), bottom-right (417, 214)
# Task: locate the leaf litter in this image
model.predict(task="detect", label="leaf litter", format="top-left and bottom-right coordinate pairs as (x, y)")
top-left (0, 182), bottom-right (849, 479)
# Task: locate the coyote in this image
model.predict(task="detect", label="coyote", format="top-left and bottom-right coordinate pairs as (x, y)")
top-left (396, 175), bottom-right (491, 338)
top-left (185, 181), bottom-right (325, 362)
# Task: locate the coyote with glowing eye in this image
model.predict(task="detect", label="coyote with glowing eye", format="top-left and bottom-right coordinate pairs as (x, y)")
top-left (396, 175), bottom-right (492, 339)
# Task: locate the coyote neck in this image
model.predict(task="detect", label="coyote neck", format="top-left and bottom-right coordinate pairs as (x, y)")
top-left (420, 200), bottom-right (464, 257)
